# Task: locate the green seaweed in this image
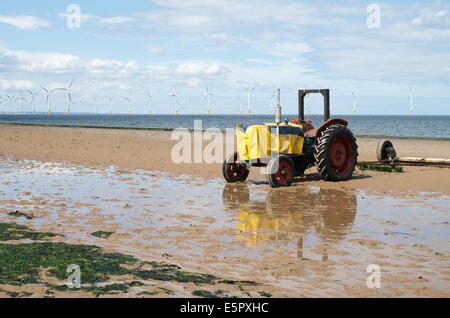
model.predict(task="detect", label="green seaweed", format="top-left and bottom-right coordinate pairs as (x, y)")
top-left (138, 291), bottom-right (159, 296)
top-left (394, 166), bottom-right (403, 173)
top-left (0, 222), bottom-right (259, 297)
top-left (47, 283), bottom-right (130, 296)
top-left (218, 279), bottom-right (259, 286)
top-left (0, 238), bottom-right (257, 289)
top-left (158, 287), bottom-right (175, 295)
top-left (192, 290), bottom-right (221, 298)
top-left (134, 266), bottom-right (217, 285)
top-left (258, 291), bottom-right (272, 298)
top-left (2, 290), bottom-right (33, 298)
top-left (7, 211), bottom-right (34, 219)
top-left (0, 242), bottom-right (138, 285)
top-left (83, 283), bottom-right (130, 296)
top-left (358, 164), bottom-right (403, 173)
top-left (91, 231), bottom-right (114, 239)
top-left (0, 223), bottom-right (61, 241)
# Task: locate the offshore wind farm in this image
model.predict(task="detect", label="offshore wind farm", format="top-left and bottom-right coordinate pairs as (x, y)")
top-left (0, 83), bottom-right (448, 139)
top-left (0, 80), bottom-right (427, 116)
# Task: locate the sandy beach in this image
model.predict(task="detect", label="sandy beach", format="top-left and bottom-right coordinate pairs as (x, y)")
top-left (0, 124), bottom-right (449, 298)
top-left (0, 124), bottom-right (449, 194)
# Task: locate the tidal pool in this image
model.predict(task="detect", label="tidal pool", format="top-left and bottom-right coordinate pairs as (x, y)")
top-left (0, 156), bottom-right (448, 297)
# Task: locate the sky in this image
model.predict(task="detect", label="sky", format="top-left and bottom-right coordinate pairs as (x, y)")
top-left (0, 0), bottom-right (449, 115)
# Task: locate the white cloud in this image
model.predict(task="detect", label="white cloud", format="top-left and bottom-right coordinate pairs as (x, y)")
top-left (267, 42), bottom-right (313, 58)
top-left (98, 16), bottom-right (135, 25)
top-left (0, 45), bottom-right (80, 73)
top-left (140, 0), bottom-right (328, 34)
top-left (175, 62), bottom-right (227, 76)
top-left (1, 2), bottom-right (449, 114)
top-left (0, 15), bottom-right (50, 30)
top-left (187, 77), bottom-right (202, 87)
top-left (58, 12), bottom-right (135, 27)
top-left (0, 79), bottom-right (34, 90)
top-left (0, 43), bottom-right (141, 77)
top-left (145, 45), bottom-right (165, 55)
top-left (192, 32), bottom-right (248, 47)
top-left (411, 8), bottom-right (450, 29)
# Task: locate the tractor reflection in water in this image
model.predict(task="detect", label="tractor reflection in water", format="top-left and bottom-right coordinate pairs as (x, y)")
top-left (222, 184), bottom-right (357, 260)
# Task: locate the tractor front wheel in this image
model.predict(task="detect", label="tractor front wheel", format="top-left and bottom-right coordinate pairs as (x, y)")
top-left (315, 125), bottom-right (358, 181)
top-left (266, 155), bottom-right (295, 188)
top-left (222, 151), bottom-right (249, 183)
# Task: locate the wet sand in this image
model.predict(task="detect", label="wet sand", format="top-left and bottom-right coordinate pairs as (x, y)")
top-left (0, 124), bottom-right (449, 194)
top-left (0, 158), bottom-right (448, 298)
top-left (0, 124), bottom-right (449, 298)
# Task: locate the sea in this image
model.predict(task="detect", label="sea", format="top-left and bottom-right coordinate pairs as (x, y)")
top-left (0, 113), bottom-right (449, 139)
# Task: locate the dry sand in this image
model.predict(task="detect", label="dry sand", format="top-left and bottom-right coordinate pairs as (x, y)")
top-left (0, 124), bottom-right (449, 194)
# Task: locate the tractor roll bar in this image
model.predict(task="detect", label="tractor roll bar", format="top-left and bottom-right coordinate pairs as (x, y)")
top-left (298, 89), bottom-right (330, 122)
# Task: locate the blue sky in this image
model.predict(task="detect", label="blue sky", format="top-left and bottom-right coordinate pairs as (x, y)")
top-left (0, 0), bottom-right (449, 115)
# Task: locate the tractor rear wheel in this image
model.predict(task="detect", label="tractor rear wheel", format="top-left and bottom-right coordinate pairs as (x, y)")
top-left (222, 151), bottom-right (249, 183)
top-left (266, 155), bottom-right (295, 188)
top-left (315, 125), bottom-right (358, 181)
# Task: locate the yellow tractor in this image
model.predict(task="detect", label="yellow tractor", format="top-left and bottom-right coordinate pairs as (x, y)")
top-left (223, 89), bottom-right (358, 187)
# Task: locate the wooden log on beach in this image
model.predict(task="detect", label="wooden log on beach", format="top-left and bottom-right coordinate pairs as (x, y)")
top-left (400, 157), bottom-right (450, 164)
top-left (359, 158), bottom-right (450, 167)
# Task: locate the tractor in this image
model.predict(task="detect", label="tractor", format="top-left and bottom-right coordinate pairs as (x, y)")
top-left (222, 89), bottom-right (358, 188)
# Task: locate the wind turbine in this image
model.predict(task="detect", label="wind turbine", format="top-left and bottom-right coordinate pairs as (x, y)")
top-left (169, 93), bottom-right (179, 115)
top-left (79, 99), bottom-right (85, 115)
top-left (125, 97), bottom-right (131, 115)
top-left (247, 87), bottom-right (256, 116)
top-left (306, 93), bottom-right (311, 119)
top-left (146, 89), bottom-right (153, 115)
top-left (6, 95), bottom-right (16, 115)
top-left (93, 97), bottom-right (98, 114)
top-left (352, 92), bottom-right (357, 116)
top-left (41, 85), bottom-right (62, 115)
top-left (270, 91), bottom-right (276, 115)
top-left (13, 96), bottom-right (19, 114)
top-left (205, 85), bottom-right (213, 116)
top-left (108, 97), bottom-right (113, 115)
top-left (17, 89), bottom-right (27, 115)
top-left (409, 87), bottom-right (414, 117)
top-left (238, 97), bottom-right (243, 115)
top-left (27, 89), bottom-right (41, 115)
top-left (59, 80), bottom-right (73, 116)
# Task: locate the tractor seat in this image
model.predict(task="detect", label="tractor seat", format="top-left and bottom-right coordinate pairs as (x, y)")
top-left (304, 129), bottom-right (318, 139)
top-left (288, 118), bottom-right (315, 133)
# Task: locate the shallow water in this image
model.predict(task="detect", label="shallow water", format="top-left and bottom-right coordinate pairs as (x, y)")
top-left (0, 156), bottom-right (448, 297)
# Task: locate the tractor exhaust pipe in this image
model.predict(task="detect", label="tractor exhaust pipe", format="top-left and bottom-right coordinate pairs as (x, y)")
top-left (275, 89), bottom-right (281, 124)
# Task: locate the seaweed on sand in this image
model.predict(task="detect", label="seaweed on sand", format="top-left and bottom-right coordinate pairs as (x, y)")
top-left (0, 222), bottom-right (259, 296)
top-left (0, 223), bottom-right (61, 241)
top-left (91, 231), bottom-right (114, 239)
top-left (7, 211), bottom-right (34, 219)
